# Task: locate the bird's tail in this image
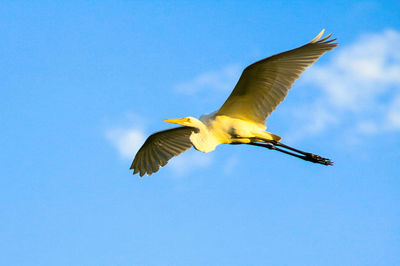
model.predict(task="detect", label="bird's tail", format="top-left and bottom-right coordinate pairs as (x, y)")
top-left (262, 132), bottom-right (282, 142)
top-left (269, 133), bottom-right (282, 142)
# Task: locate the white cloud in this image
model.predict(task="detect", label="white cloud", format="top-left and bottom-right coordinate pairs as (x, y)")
top-left (285, 103), bottom-right (339, 142)
top-left (306, 29), bottom-right (400, 110)
top-left (222, 156), bottom-right (239, 175)
top-left (290, 29), bottom-right (400, 141)
top-left (167, 149), bottom-right (213, 176)
top-left (385, 95), bottom-right (400, 130)
top-left (356, 120), bottom-right (379, 135)
top-left (174, 64), bottom-right (241, 94)
top-left (106, 128), bottom-right (146, 160)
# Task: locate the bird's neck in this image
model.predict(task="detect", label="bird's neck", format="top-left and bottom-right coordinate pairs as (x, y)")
top-left (189, 123), bottom-right (218, 153)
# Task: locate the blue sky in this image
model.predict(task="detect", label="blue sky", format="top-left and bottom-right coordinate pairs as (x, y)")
top-left (1, 1), bottom-right (400, 265)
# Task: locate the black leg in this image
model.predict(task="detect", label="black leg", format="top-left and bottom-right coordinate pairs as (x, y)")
top-left (247, 140), bottom-right (333, 166)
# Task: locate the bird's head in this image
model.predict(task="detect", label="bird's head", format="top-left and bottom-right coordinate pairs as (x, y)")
top-left (164, 116), bottom-right (203, 128)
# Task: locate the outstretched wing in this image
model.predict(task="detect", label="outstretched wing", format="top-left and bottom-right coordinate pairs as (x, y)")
top-left (217, 30), bottom-right (338, 124)
top-left (130, 126), bottom-right (197, 177)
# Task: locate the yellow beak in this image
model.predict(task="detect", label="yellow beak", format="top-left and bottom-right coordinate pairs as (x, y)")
top-left (164, 118), bottom-right (186, 125)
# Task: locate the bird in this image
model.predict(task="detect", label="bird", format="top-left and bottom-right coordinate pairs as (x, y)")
top-left (130, 29), bottom-right (338, 177)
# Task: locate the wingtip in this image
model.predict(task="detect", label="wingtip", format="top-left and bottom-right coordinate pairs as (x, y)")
top-left (132, 167), bottom-right (139, 175)
top-left (310, 29), bottom-right (325, 43)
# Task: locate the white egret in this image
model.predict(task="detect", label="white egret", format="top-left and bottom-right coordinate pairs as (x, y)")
top-left (131, 30), bottom-right (338, 177)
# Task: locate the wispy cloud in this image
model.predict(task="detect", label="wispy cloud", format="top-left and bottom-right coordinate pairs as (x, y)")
top-left (106, 128), bottom-right (146, 160)
top-left (307, 29), bottom-right (400, 110)
top-left (288, 29), bottom-right (400, 141)
top-left (222, 156), bottom-right (239, 175)
top-left (174, 64), bottom-right (241, 94)
top-left (167, 149), bottom-right (213, 177)
top-left (386, 95), bottom-right (400, 130)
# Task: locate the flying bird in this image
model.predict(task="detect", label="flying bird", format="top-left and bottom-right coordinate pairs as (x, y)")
top-left (131, 30), bottom-right (338, 177)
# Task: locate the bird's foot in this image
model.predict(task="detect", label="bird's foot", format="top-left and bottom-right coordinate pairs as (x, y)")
top-left (304, 153), bottom-right (333, 166)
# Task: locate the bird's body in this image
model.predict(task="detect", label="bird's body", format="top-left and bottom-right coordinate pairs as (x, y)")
top-left (131, 30), bottom-right (338, 177)
top-left (182, 113), bottom-right (280, 153)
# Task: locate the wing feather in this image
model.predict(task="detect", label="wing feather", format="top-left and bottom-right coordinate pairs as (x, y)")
top-left (217, 30), bottom-right (337, 124)
top-left (217, 30), bottom-right (338, 124)
top-left (130, 126), bottom-right (196, 177)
